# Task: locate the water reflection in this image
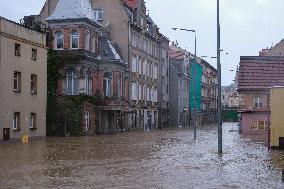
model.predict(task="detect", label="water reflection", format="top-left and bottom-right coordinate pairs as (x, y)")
top-left (0, 123), bottom-right (284, 188)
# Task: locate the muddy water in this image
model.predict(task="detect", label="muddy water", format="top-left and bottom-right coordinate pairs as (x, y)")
top-left (0, 123), bottom-right (284, 189)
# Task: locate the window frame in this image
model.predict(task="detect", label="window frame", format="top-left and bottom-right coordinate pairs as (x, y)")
top-left (55, 32), bottom-right (64, 50)
top-left (94, 9), bottom-right (104, 21)
top-left (13, 71), bottom-right (21, 92)
top-left (30, 74), bottom-right (38, 94)
top-left (70, 31), bottom-right (79, 49)
top-left (30, 113), bottom-right (37, 130)
top-left (15, 43), bottom-right (21, 56)
top-left (103, 72), bottom-right (113, 97)
top-left (13, 112), bottom-right (20, 131)
top-left (31, 48), bottom-right (37, 60)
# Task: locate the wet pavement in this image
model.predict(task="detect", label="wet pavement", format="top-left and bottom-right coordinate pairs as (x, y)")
top-left (1, 123), bottom-right (284, 189)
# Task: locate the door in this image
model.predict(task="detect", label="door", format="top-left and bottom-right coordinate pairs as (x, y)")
top-left (147, 111), bottom-right (152, 130)
top-left (279, 137), bottom-right (284, 148)
top-left (3, 128), bottom-right (10, 141)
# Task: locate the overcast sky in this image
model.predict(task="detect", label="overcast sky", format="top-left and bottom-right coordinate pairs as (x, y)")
top-left (1, 0), bottom-right (284, 85)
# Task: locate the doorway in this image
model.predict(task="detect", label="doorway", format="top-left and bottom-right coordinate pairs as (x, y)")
top-left (3, 128), bottom-right (10, 141)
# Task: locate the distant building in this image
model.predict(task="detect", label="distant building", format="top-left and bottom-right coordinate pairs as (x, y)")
top-left (159, 35), bottom-right (170, 128)
top-left (270, 87), bottom-right (284, 148)
top-left (169, 44), bottom-right (190, 127)
top-left (199, 59), bottom-right (218, 124)
top-left (0, 17), bottom-right (47, 141)
top-left (238, 56), bottom-right (284, 139)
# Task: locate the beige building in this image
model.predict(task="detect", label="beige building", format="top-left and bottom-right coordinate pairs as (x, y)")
top-left (270, 87), bottom-right (284, 148)
top-left (0, 17), bottom-right (47, 141)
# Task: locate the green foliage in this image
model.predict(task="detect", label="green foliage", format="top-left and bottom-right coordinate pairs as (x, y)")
top-left (222, 109), bottom-right (239, 122)
top-left (46, 50), bottom-right (60, 136)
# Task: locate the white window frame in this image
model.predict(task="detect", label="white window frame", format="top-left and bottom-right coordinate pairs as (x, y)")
top-left (13, 112), bottom-right (20, 131)
top-left (30, 113), bottom-right (36, 129)
top-left (84, 112), bottom-right (90, 131)
top-left (103, 73), bottom-right (113, 97)
top-left (66, 71), bottom-right (78, 95)
top-left (70, 31), bottom-right (79, 49)
top-left (14, 72), bottom-right (21, 92)
top-left (55, 32), bottom-right (64, 50)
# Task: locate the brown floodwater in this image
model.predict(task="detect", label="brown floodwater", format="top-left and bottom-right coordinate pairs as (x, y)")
top-left (0, 123), bottom-right (284, 189)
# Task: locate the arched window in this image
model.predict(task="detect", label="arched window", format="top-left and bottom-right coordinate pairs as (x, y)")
top-left (103, 72), bottom-right (112, 97)
top-left (70, 31), bottom-right (79, 49)
top-left (85, 31), bottom-right (90, 51)
top-left (92, 35), bottom-right (97, 53)
top-left (55, 32), bottom-right (64, 50)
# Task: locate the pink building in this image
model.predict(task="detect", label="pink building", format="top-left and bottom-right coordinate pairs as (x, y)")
top-left (238, 56), bottom-right (284, 141)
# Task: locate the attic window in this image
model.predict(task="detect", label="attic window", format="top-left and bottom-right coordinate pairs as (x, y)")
top-left (94, 9), bottom-right (104, 21)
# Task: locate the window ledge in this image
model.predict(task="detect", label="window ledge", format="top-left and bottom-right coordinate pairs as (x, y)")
top-left (14, 90), bottom-right (21, 93)
top-left (30, 128), bottom-right (37, 131)
top-left (12, 129), bottom-right (21, 132)
top-left (30, 92), bottom-right (37, 95)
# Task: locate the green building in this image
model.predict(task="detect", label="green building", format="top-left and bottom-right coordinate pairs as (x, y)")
top-left (190, 60), bottom-right (202, 112)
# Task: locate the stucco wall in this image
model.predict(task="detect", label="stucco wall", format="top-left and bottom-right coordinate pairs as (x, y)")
top-left (0, 18), bottom-right (47, 140)
top-left (270, 87), bottom-right (284, 147)
top-left (241, 112), bottom-right (269, 139)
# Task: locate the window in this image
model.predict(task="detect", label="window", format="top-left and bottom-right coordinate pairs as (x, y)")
top-left (85, 74), bottom-right (92, 95)
top-left (13, 112), bottom-right (20, 131)
top-left (15, 43), bottom-right (21, 56)
top-left (30, 113), bottom-right (37, 130)
top-left (31, 74), bottom-right (37, 94)
top-left (92, 35), bottom-right (97, 53)
top-left (131, 83), bottom-right (137, 100)
top-left (71, 31), bottom-right (79, 49)
top-left (251, 120), bottom-right (269, 131)
top-left (55, 32), bottom-right (64, 50)
top-left (103, 72), bottom-right (112, 97)
top-left (31, 48), bottom-right (37, 60)
top-left (117, 78), bottom-right (121, 97)
top-left (14, 72), bottom-right (21, 92)
top-left (132, 56), bottom-right (137, 72)
top-left (94, 9), bottom-right (104, 21)
top-left (85, 31), bottom-right (90, 51)
top-left (66, 71), bottom-right (78, 95)
top-left (254, 96), bottom-right (263, 108)
top-left (84, 112), bottom-right (90, 131)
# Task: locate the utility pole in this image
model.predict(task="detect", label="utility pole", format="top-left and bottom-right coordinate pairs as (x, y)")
top-left (217, 0), bottom-right (223, 154)
top-left (193, 33), bottom-right (197, 140)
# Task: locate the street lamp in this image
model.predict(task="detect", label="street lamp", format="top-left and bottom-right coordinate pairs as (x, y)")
top-left (217, 0), bottom-right (222, 154)
top-left (172, 27), bottom-right (197, 140)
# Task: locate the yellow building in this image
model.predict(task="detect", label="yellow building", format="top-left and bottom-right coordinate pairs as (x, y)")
top-left (270, 87), bottom-right (284, 148)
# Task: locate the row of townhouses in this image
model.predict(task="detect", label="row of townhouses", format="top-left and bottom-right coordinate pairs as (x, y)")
top-left (0, 0), bottom-right (217, 141)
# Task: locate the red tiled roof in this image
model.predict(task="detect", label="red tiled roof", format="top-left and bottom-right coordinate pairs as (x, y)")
top-left (238, 56), bottom-right (284, 91)
top-left (122, 0), bottom-right (138, 10)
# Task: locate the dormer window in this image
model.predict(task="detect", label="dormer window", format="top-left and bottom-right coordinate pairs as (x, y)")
top-left (71, 31), bottom-right (79, 49)
top-left (55, 32), bottom-right (64, 50)
top-left (94, 9), bottom-right (104, 21)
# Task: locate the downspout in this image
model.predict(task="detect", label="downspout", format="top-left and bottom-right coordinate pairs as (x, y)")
top-left (0, 19), bottom-right (2, 67)
top-left (158, 38), bottom-right (162, 129)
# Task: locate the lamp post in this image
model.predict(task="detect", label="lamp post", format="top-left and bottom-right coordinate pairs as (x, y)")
top-left (217, 0), bottom-right (222, 154)
top-left (172, 27), bottom-right (197, 139)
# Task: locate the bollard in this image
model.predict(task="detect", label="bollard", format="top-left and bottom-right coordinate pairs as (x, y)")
top-left (282, 169), bottom-right (284, 182)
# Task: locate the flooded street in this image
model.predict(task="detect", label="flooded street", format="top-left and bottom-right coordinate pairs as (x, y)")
top-left (1, 123), bottom-right (284, 189)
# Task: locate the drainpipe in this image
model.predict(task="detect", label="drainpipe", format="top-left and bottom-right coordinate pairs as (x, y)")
top-left (158, 38), bottom-right (162, 129)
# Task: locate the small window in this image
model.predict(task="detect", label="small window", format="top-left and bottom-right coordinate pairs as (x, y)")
top-left (84, 112), bottom-right (90, 131)
top-left (55, 32), bottom-right (64, 50)
top-left (254, 96), bottom-right (263, 108)
top-left (94, 9), bottom-right (104, 21)
top-left (30, 113), bottom-right (37, 130)
top-left (13, 112), bottom-right (20, 131)
top-left (14, 72), bottom-right (21, 92)
top-left (71, 31), bottom-right (79, 49)
top-left (15, 43), bottom-right (21, 56)
top-left (103, 72), bottom-right (112, 97)
top-left (31, 74), bottom-right (37, 94)
top-left (31, 48), bottom-right (37, 60)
